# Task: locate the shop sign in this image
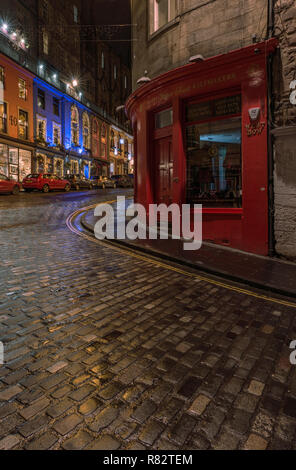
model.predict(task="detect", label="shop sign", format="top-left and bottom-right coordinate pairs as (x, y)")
top-left (290, 80), bottom-right (296, 105)
top-left (186, 95), bottom-right (241, 122)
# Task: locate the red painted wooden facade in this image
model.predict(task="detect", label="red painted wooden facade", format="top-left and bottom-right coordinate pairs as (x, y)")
top-left (126, 39), bottom-right (278, 255)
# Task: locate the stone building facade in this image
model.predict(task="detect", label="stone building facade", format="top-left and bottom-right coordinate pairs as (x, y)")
top-left (272, 0), bottom-right (296, 259)
top-left (131, 0), bottom-right (270, 89)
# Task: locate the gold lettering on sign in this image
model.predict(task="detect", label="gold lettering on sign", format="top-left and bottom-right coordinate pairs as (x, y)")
top-left (245, 122), bottom-right (265, 137)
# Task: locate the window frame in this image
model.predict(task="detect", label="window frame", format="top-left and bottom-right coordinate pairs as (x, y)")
top-left (18, 78), bottom-right (27, 101)
top-left (53, 122), bottom-right (61, 146)
top-left (36, 115), bottom-right (47, 142)
top-left (18, 109), bottom-right (29, 140)
top-left (149, 0), bottom-right (178, 36)
top-left (82, 112), bottom-right (90, 149)
top-left (37, 88), bottom-right (46, 110)
top-left (0, 101), bottom-right (8, 134)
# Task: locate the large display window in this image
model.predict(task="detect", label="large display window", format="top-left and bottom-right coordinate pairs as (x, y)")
top-left (0, 144), bottom-right (31, 181)
top-left (185, 94), bottom-right (242, 208)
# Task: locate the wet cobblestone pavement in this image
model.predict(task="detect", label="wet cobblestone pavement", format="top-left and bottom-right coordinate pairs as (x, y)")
top-left (1, 190), bottom-right (296, 450)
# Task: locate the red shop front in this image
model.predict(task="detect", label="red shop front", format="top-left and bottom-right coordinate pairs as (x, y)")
top-left (126, 39), bottom-right (278, 256)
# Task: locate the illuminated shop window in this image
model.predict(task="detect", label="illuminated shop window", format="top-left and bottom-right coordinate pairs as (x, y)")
top-left (0, 102), bottom-right (7, 133)
top-left (71, 105), bottom-right (79, 146)
top-left (150, 0), bottom-right (176, 34)
top-left (18, 109), bottom-right (28, 140)
top-left (185, 94), bottom-right (242, 208)
top-left (82, 112), bottom-right (90, 149)
top-left (18, 78), bottom-right (27, 100)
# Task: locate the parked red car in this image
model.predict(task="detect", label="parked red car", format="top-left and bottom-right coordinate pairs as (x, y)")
top-left (0, 173), bottom-right (21, 195)
top-left (22, 174), bottom-right (71, 193)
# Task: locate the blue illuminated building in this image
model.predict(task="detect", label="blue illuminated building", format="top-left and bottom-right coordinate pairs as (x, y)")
top-left (33, 77), bottom-right (92, 178)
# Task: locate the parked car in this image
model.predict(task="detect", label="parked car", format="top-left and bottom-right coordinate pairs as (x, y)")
top-left (0, 173), bottom-right (21, 195)
top-left (65, 174), bottom-right (93, 190)
top-left (97, 177), bottom-right (117, 189)
top-left (117, 175), bottom-right (134, 188)
top-left (22, 174), bottom-right (71, 193)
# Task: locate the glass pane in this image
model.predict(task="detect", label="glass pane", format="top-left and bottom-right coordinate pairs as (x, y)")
top-left (157, 0), bottom-right (168, 29)
top-left (186, 117), bottom-right (242, 208)
top-left (0, 144), bottom-right (8, 176)
top-left (19, 149), bottom-right (31, 182)
top-left (155, 108), bottom-right (173, 129)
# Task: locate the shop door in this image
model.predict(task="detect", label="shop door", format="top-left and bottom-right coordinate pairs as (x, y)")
top-left (155, 136), bottom-right (173, 205)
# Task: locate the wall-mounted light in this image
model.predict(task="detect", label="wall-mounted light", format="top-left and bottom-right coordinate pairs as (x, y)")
top-left (2, 23), bottom-right (8, 32)
top-left (53, 74), bottom-right (57, 80)
top-left (189, 54), bottom-right (205, 63)
top-left (11, 32), bottom-right (17, 40)
top-left (72, 79), bottom-right (78, 87)
top-left (39, 64), bottom-right (44, 70)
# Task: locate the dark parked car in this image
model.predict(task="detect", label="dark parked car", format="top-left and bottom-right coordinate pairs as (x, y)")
top-left (65, 174), bottom-right (94, 190)
top-left (22, 174), bottom-right (71, 193)
top-left (117, 175), bottom-right (134, 188)
top-left (0, 173), bottom-right (21, 195)
top-left (97, 177), bottom-right (117, 189)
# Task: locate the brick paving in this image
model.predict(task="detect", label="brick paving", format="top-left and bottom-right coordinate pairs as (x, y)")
top-left (0, 189), bottom-right (296, 450)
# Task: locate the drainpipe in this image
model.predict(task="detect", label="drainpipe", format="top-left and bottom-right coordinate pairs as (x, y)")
top-left (266, 0), bottom-right (276, 256)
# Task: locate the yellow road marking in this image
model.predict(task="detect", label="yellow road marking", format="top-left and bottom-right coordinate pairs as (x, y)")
top-left (66, 203), bottom-right (296, 310)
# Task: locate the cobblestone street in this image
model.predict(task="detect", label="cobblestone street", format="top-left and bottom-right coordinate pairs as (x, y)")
top-left (1, 190), bottom-right (296, 450)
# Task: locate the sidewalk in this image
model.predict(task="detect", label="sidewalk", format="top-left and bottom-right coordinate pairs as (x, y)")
top-left (81, 200), bottom-right (296, 299)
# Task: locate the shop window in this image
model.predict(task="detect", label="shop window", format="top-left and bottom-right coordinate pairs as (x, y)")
top-left (71, 105), bottom-right (79, 146)
top-left (38, 89), bottom-right (45, 109)
top-left (36, 116), bottom-right (47, 141)
top-left (155, 108), bottom-right (173, 128)
top-left (18, 78), bottom-right (27, 100)
top-left (18, 109), bottom-right (28, 140)
top-left (0, 66), bottom-right (5, 89)
top-left (0, 144), bottom-right (8, 176)
top-left (19, 149), bottom-right (31, 181)
top-left (53, 123), bottom-right (61, 146)
top-left (150, 0), bottom-right (176, 34)
top-left (0, 102), bottom-right (7, 133)
top-left (53, 97), bottom-right (60, 116)
top-left (185, 94), bottom-right (242, 208)
top-left (82, 112), bottom-right (90, 149)
top-left (9, 148), bottom-right (18, 180)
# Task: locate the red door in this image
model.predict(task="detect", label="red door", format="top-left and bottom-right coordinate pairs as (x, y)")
top-left (155, 136), bottom-right (173, 205)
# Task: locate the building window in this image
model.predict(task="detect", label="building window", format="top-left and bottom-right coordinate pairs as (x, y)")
top-left (43, 30), bottom-right (49, 55)
top-left (71, 105), bottom-right (79, 146)
top-left (73, 5), bottom-right (78, 23)
top-left (18, 109), bottom-right (29, 140)
top-left (92, 118), bottom-right (100, 157)
top-left (53, 97), bottom-right (59, 116)
top-left (18, 78), bottom-right (27, 100)
top-left (155, 108), bottom-right (173, 128)
top-left (110, 130), bottom-right (115, 149)
top-left (38, 89), bottom-right (45, 109)
top-left (114, 65), bottom-right (117, 80)
top-left (41, 0), bottom-right (48, 21)
top-left (124, 75), bottom-right (127, 89)
top-left (53, 123), bottom-right (61, 146)
top-left (118, 135), bottom-right (123, 154)
top-left (36, 116), bottom-right (47, 142)
top-left (185, 94), bottom-right (242, 208)
top-left (100, 124), bottom-right (107, 159)
top-left (101, 52), bottom-right (105, 69)
top-left (82, 112), bottom-right (90, 149)
top-left (150, 0), bottom-right (176, 34)
top-left (0, 102), bottom-right (7, 133)
top-left (0, 66), bottom-right (5, 89)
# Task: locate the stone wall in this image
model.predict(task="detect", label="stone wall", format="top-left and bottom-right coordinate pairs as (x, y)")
top-left (131, 0), bottom-right (269, 89)
top-left (273, 0), bottom-right (296, 259)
